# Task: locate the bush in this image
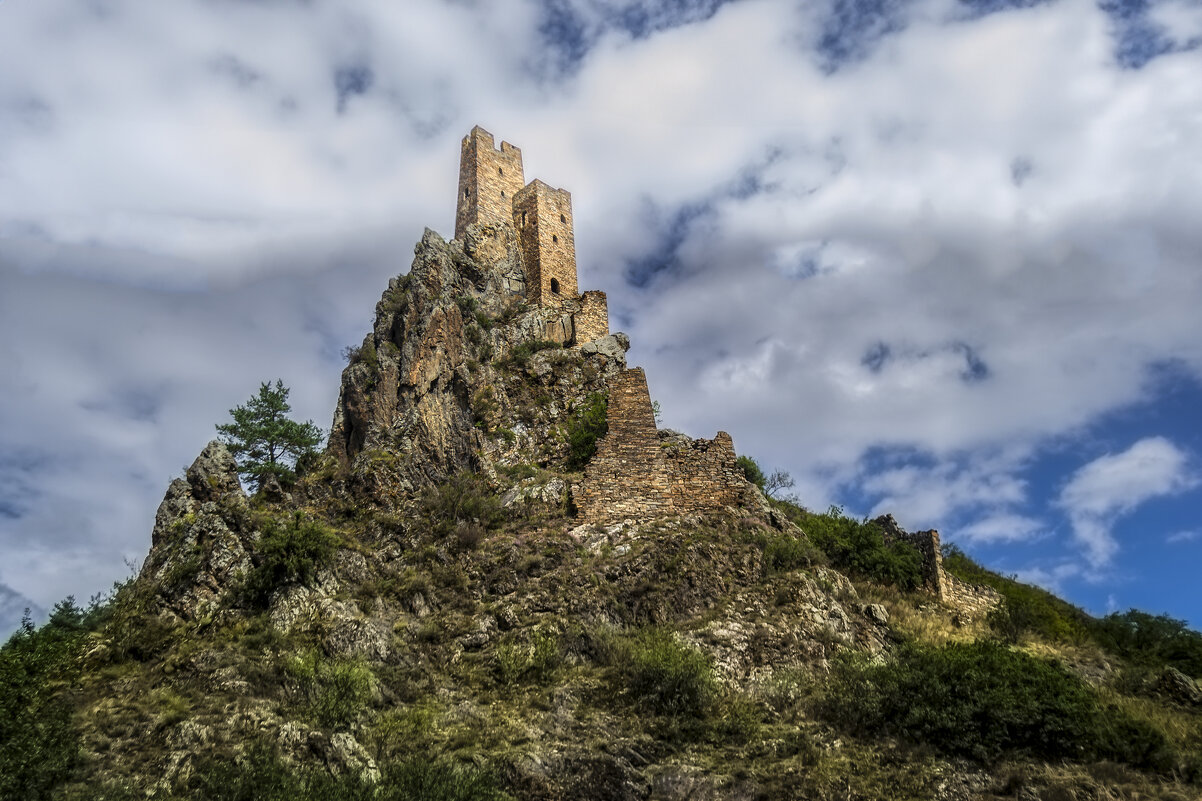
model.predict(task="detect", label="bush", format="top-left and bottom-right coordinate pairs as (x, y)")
top-left (494, 629), bottom-right (561, 686)
top-left (821, 640), bottom-right (1173, 769)
top-left (565, 392), bottom-right (608, 470)
top-left (737, 455), bottom-right (765, 490)
top-left (418, 472), bottom-right (505, 540)
top-left (800, 506), bottom-right (923, 591)
top-left (241, 513), bottom-right (342, 607)
top-left (609, 628), bottom-right (718, 719)
top-left (285, 650), bottom-right (374, 730)
top-left (752, 529), bottom-right (825, 576)
top-left (501, 339), bottom-right (558, 369)
top-left (0, 599), bottom-right (101, 800)
top-left (1089, 610), bottom-right (1202, 678)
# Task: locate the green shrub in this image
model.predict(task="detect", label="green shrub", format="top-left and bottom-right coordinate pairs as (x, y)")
top-left (565, 392), bottom-right (608, 470)
top-left (0, 599), bottom-right (102, 800)
top-left (1089, 610), bottom-right (1202, 678)
top-left (286, 650), bottom-right (374, 730)
top-left (241, 514), bottom-right (341, 607)
top-left (611, 628), bottom-right (718, 719)
top-left (751, 528), bottom-right (825, 576)
top-left (821, 640), bottom-right (1173, 769)
top-left (494, 629), bottom-right (561, 686)
top-left (736, 455), bottom-right (766, 490)
top-left (418, 472), bottom-right (505, 540)
top-left (501, 339), bottom-right (558, 369)
top-left (800, 506), bottom-right (923, 591)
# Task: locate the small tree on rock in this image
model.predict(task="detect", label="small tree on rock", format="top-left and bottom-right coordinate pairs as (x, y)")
top-left (216, 380), bottom-right (323, 491)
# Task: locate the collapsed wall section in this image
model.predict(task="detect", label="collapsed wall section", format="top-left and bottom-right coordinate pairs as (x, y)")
top-left (875, 515), bottom-right (948, 601)
top-left (578, 368), bottom-right (745, 524)
top-left (575, 290), bottom-right (609, 343)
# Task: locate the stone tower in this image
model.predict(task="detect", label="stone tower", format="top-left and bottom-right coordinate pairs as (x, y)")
top-left (453, 125), bottom-right (598, 325)
top-left (513, 180), bottom-right (578, 306)
top-left (455, 126), bottom-right (526, 240)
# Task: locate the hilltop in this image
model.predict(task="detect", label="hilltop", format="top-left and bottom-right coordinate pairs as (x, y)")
top-left (2, 128), bottom-right (1200, 801)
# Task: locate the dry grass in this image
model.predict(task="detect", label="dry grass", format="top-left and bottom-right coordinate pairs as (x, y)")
top-left (988, 760), bottom-right (1197, 801)
top-left (852, 581), bottom-right (989, 645)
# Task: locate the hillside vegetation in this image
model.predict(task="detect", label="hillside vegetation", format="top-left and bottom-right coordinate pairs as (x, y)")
top-left (3, 223), bottom-right (1200, 801)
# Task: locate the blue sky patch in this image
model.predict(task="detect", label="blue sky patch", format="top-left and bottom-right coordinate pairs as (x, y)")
top-left (817, 0), bottom-right (913, 73)
top-left (333, 64), bottom-right (373, 113)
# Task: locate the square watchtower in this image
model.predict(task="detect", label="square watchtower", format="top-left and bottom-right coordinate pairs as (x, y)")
top-left (455, 126), bottom-right (526, 240)
top-left (512, 180), bottom-right (578, 306)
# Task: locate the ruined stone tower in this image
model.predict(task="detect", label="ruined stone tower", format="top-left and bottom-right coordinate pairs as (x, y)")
top-left (513, 180), bottom-right (578, 306)
top-left (454, 126), bottom-right (589, 314)
top-left (455, 126), bottom-right (526, 240)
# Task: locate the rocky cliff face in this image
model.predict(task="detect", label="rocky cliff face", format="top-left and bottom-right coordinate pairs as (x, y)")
top-left (321, 222), bottom-right (630, 502)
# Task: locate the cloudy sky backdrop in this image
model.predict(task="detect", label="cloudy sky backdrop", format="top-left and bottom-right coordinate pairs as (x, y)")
top-left (3, 0), bottom-right (1201, 637)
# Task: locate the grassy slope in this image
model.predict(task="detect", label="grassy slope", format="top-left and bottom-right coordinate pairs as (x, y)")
top-left (2, 493), bottom-right (1200, 801)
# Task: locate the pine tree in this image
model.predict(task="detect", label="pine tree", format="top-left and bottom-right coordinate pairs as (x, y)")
top-left (215, 380), bottom-right (323, 490)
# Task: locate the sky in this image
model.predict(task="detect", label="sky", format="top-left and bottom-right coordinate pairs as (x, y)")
top-left (2, 0), bottom-right (1201, 639)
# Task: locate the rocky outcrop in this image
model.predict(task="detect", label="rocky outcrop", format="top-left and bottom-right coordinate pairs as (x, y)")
top-left (324, 223), bottom-right (628, 499)
top-left (139, 440), bottom-right (253, 620)
top-left (1157, 666), bottom-right (1202, 706)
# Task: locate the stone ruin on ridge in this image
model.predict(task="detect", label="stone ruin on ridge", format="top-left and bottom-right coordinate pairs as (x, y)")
top-left (453, 126), bottom-right (747, 527)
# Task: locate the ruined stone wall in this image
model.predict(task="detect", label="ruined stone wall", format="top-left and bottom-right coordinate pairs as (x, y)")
top-left (662, 431), bottom-right (744, 510)
top-left (513, 180), bottom-right (577, 307)
top-left (944, 573), bottom-right (1002, 619)
top-left (455, 126), bottom-right (525, 241)
top-left (575, 290), bottom-right (609, 343)
top-left (875, 516), bottom-right (948, 601)
top-left (578, 368), bottom-right (746, 524)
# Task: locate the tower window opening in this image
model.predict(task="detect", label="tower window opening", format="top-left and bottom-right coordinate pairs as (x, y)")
top-left (552, 234), bottom-right (558, 243)
top-left (550, 278), bottom-right (560, 295)
top-left (501, 190), bottom-right (505, 197)
top-left (464, 188), bottom-right (469, 198)
top-left (498, 167), bottom-right (503, 175)
top-left (560, 214), bottom-right (566, 223)
top-left (521, 211), bottom-right (527, 226)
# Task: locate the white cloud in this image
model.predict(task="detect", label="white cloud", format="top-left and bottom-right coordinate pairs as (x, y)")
top-left (957, 513), bottom-right (1047, 545)
top-left (1057, 437), bottom-right (1196, 567)
top-left (1015, 561), bottom-right (1084, 596)
top-left (1166, 529), bottom-right (1200, 545)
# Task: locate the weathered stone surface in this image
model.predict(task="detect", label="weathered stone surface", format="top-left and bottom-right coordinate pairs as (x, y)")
top-left (185, 440), bottom-right (244, 502)
top-left (322, 225), bottom-right (624, 502)
top-left (863, 603), bottom-right (890, 625)
top-left (579, 333), bottom-right (629, 360)
top-left (578, 368), bottom-right (749, 524)
top-left (140, 440), bottom-right (253, 619)
top-left (1157, 666), bottom-right (1202, 706)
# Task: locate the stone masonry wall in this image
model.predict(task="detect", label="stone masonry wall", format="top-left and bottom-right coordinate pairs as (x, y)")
top-left (455, 126), bottom-right (526, 240)
top-left (578, 368), bottom-right (746, 524)
top-left (944, 573), bottom-right (1003, 619)
top-left (575, 290), bottom-right (609, 343)
top-left (875, 515), bottom-right (948, 601)
top-left (513, 180), bottom-right (577, 307)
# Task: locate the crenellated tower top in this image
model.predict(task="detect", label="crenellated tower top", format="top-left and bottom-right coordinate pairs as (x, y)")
top-left (455, 126), bottom-right (526, 241)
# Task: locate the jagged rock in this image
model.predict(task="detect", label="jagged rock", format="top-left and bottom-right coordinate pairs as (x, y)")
top-left (184, 440), bottom-right (244, 502)
top-left (862, 603), bottom-right (890, 625)
top-left (579, 333), bottom-right (630, 360)
top-left (270, 585), bottom-right (390, 660)
top-left (139, 440), bottom-right (253, 619)
top-left (322, 223), bottom-right (625, 502)
top-left (501, 477), bottom-right (567, 509)
top-left (326, 733), bottom-right (380, 782)
top-left (1156, 666), bottom-right (1202, 706)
